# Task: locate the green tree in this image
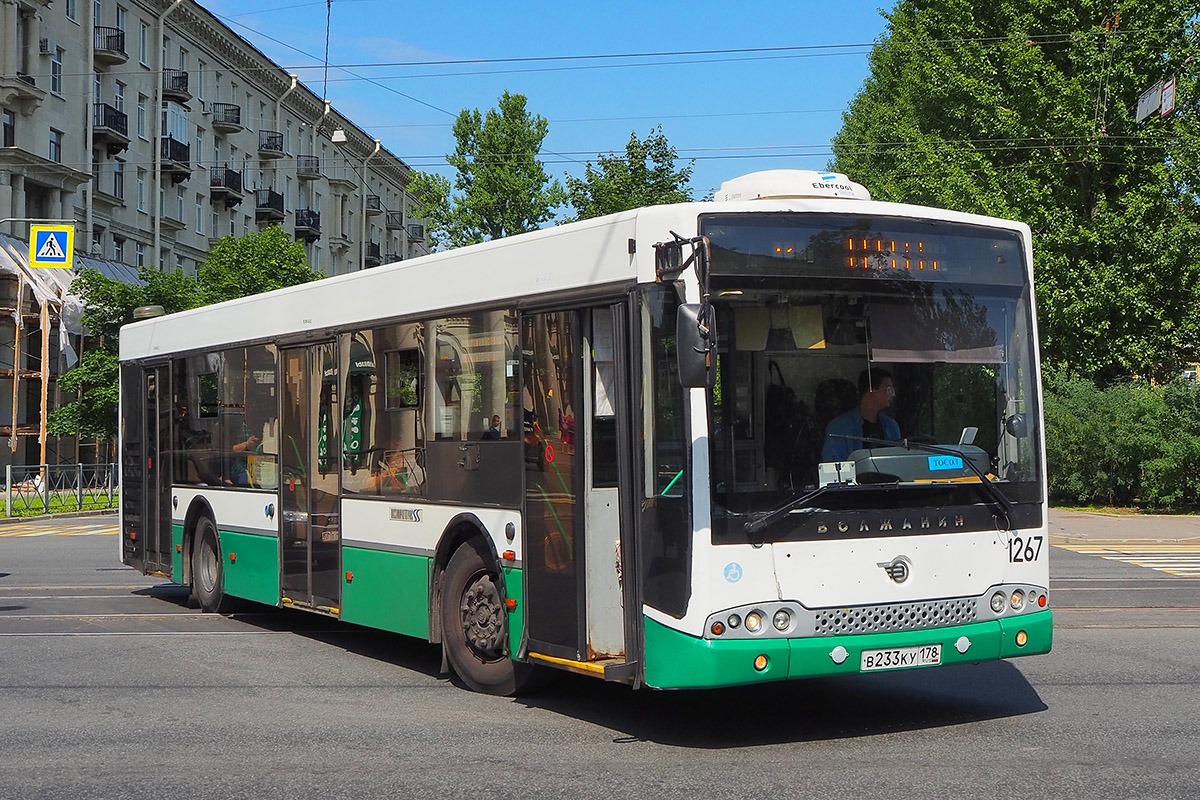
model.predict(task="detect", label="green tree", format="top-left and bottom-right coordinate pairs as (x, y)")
top-left (409, 91), bottom-right (566, 249)
top-left (50, 226), bottom-right (323, 441)
top-left (831, 0), bottom-right (1200, 383)
top-left (565, 126), bottom-right (695, 221)
top-left (197, 224), bottom-right (323, 305)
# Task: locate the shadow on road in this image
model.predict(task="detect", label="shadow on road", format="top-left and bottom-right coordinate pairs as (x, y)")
top-left (516, 660), bottom-right (1047, 746)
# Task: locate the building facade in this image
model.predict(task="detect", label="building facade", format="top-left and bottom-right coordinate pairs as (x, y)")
top-left (0, 0), bottom-right (427, 468)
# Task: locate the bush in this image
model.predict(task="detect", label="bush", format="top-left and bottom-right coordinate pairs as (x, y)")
top-left (1044, 370), bottom-right (1200, 509)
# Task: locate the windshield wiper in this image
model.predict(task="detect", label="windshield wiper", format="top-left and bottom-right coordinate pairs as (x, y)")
top-left (743, 485), bottom-right (837, 534)
top-left (829, 434), bottom-right (1015, 517)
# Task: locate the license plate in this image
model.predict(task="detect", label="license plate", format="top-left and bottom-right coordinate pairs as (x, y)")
top-left (860, 644), bottom-right (942, 671)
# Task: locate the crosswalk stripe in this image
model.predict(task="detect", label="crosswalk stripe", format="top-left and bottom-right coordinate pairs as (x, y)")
top-left (1, 524), bottom-right (117, 537)
top-left (1055, 543), bottom-right (1200, 578)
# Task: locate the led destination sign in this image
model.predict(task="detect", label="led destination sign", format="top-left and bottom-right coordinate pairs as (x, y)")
top-left (702, 213), bottom-right (1027, 286)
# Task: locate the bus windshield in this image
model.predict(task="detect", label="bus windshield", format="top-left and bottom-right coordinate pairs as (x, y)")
top-left (699, 213), bottom-right (1042, 542)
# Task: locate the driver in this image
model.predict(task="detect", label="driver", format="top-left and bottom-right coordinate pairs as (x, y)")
top-left (821, 367), bottom-right (900, 462)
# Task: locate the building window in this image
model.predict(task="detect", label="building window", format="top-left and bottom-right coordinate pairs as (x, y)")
top-left (139, 22), bottom-right (148, 65)
top-left (114, 81), bottom-right (125, 111)
top-left (2, 110), bottom-right (13, 148)
top-left (195, 194), bottom-right (203, 234)
top-left (113, 237), bottom-right (125, 264)
top-left (51, 49), bottom-right (64, 96)
top-left (176, 187), bottom-right (184, 220)
top-left (136, 94), bottom-right (147, 138)
top-left (91, 152), bottom-right (101, 186)
top-left (93, 71), bottom-right (101, 104)
top-left (136, 168), bottom-right (146, 211)
top-left (115, 6), bottom-right (126, 34)
top-left (113, 159), bottom-right (124, 199)
top-left (197, 60), bottom-right (205, 100)
top-left (49, 130), bottom-right (63, 162)
top-left (194, 129), bottom-right (203, 168)
top-left (212, 211), bottom-right (219, 239)
top-left (93, 0), bottom-right (101, 25)
top-left (67, 0), bottom-right (77, 21)
top-left (135, 242), bottom-right (145, 267)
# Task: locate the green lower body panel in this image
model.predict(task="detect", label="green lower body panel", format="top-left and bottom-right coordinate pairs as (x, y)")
top-left (341, 547), bottom-right (430, 639)
top-left (216, 530), bottom-right (280, 606)
top-left (643, 610), bottom-right (1053, 690)
top-left (504, 567), bottom-right (524, 656)
top-left (172, 524), bottom-right (185, 581)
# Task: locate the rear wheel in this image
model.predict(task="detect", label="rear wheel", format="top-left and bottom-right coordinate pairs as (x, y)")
top-left (192, 516), bottom-right (235, 613)
top-left (440, 540), bottom-right (540, 695)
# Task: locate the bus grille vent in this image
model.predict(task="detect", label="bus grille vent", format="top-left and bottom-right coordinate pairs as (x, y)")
top-left (813, 598), bottom-right (977, 636)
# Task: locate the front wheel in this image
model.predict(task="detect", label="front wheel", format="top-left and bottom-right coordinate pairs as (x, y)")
top-left (192, 516), bottom-right (235, 613)
top-left (440, 541), bottom-right (540, 695)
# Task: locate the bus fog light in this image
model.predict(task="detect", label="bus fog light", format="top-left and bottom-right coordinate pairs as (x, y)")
top-left (772, 609), bottom-right (792, 631)
top-left (990, 592), bottom-right (1006, 613)
top-left (753, 654), bottom-right (769, 671)
top-left (745, 611), bottom-right (764, 634)
top-left (1015, 630), bottom-right (1028, 647)
top-left (1010, 589), bottom-right (1025, 610)
top-left (727, 614), bottom-right (741, 629)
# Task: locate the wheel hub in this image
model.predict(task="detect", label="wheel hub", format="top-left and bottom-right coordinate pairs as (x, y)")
top-left (460, 574), bottom-right (504, 656)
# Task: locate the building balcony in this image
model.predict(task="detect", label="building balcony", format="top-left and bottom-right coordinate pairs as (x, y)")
top-left (93, 26), bottom-right (128, 66)
top-left (386, 251), bottom-right (402, 264)
top-left (365, 195), bottom-right (382, 215)
top-left (0, 73), bottom-right (46, 114)
top-left (407, 223), bottom-right (426, 242)
top-left (296, 154), bottom-right (322, 180)
top-left (385, 210), bottom-right (404, 230)
top-left (325, 164), bottom-right (356, 190)
top-left (159, 135), bottom-right (191, 184)
top-left (162, 69), bottom-right (191, 102)
top-left (363, 241), bottom-right (382, 268)
top-left (210, 167), bottom-right (244, 208)
top-left (254, 189), bottom-right (285, 222)
top-left (209, 102), bottom-right (242, 135)
top-left (295, 209), bottom-right (321, 242)
top-left (92, 102), bottom-right (130, 154)
top-left (258, 130), bottom-right (284, 159)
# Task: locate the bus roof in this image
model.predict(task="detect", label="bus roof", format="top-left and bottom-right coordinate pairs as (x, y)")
top-left (118, 198), bottom-right (1030, 362)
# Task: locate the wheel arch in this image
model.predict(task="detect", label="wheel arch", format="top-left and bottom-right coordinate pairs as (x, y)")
top-left (429, 512), bottom-right (505, 645)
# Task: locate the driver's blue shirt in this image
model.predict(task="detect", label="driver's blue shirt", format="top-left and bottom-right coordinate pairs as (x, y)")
top-left (821, 408), bottom-right (900, 462)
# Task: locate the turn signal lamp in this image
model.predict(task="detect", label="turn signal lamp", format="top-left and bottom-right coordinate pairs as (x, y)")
top-left (228, 553), bottom-right (236, 564)
top-left (505, 598), bottom-right (517, 610)
top-left (753, 655), bottom-right (769, 671)
top-left (744, 611), bottom-right (764, 634)
top-left (1015, 630), bottom-right (1029, 647)
top-left (502, 550), bottom-right (516, 562)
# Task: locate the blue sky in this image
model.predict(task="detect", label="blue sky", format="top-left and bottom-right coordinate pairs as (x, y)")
top-left (202, 0), bottom-right (892, 203)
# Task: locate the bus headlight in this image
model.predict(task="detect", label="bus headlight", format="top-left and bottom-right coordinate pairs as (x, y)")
top-left (744, 611), bottom-right (764, 634)
top-left (772, 609), bottom-right (792, 631)
top-left (990, 591), bottom-right (1006, 614)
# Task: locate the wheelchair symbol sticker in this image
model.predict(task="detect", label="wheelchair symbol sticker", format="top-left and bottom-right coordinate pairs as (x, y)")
top-left (723, 562), bottom-right (743, 583)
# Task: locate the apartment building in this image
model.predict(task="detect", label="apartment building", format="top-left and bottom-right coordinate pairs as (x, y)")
top-left (0, 0), bottom-right (427, 467)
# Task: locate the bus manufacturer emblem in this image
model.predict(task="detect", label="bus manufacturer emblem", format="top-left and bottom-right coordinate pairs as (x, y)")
top-left (390, 508), bottom-right (421, 523)
top-left (878, 556), bottom-right (912, 584)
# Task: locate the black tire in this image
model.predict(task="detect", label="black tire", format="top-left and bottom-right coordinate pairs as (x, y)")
top-left (192, 516), bottom-right (235, 613)
top-left (440, 541), bottom-right (540, 696)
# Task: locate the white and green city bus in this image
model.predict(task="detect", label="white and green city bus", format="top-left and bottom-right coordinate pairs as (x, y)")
top-left (119, 170), bottom-right (1051, 694)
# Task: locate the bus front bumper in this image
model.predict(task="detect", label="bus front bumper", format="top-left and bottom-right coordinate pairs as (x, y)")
top-left (642, 609), bottom-right (1052, 690)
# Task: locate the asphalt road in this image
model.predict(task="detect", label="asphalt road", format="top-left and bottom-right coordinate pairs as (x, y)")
top-left (1, 514), bottom-right (1198, 800)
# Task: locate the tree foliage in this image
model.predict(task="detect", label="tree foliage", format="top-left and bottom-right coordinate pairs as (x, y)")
top-left (408, 91), bottom-right (565, 249)
top-left (197, 225), bottom-right (323, 305)
top-left (51, 226), bottom-right (323, 440)
top-left (832, 0), bottom-right (1200, 383)
top-left (565, 126), bottom-right (695, 221)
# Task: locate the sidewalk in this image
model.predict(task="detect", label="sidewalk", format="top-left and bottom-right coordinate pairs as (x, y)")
top-left (1049, 508), bottom-right (1200, 544)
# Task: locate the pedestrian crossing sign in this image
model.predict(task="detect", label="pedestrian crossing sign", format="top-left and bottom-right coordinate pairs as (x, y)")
top-left (29, 225), bottom-right (74, 269)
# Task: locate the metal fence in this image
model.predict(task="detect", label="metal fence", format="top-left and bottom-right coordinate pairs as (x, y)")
top-left (4, 463), bottom-right (118, 517)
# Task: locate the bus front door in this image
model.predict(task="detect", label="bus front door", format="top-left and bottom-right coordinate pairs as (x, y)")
top-left (279, 344), bottom-right (342, 614)
top-left (522, 306), bottom-right (630, 666)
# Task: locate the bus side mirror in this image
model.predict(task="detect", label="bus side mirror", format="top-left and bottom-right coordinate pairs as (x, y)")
top-left (676, 304), bottom-right (715, 388)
